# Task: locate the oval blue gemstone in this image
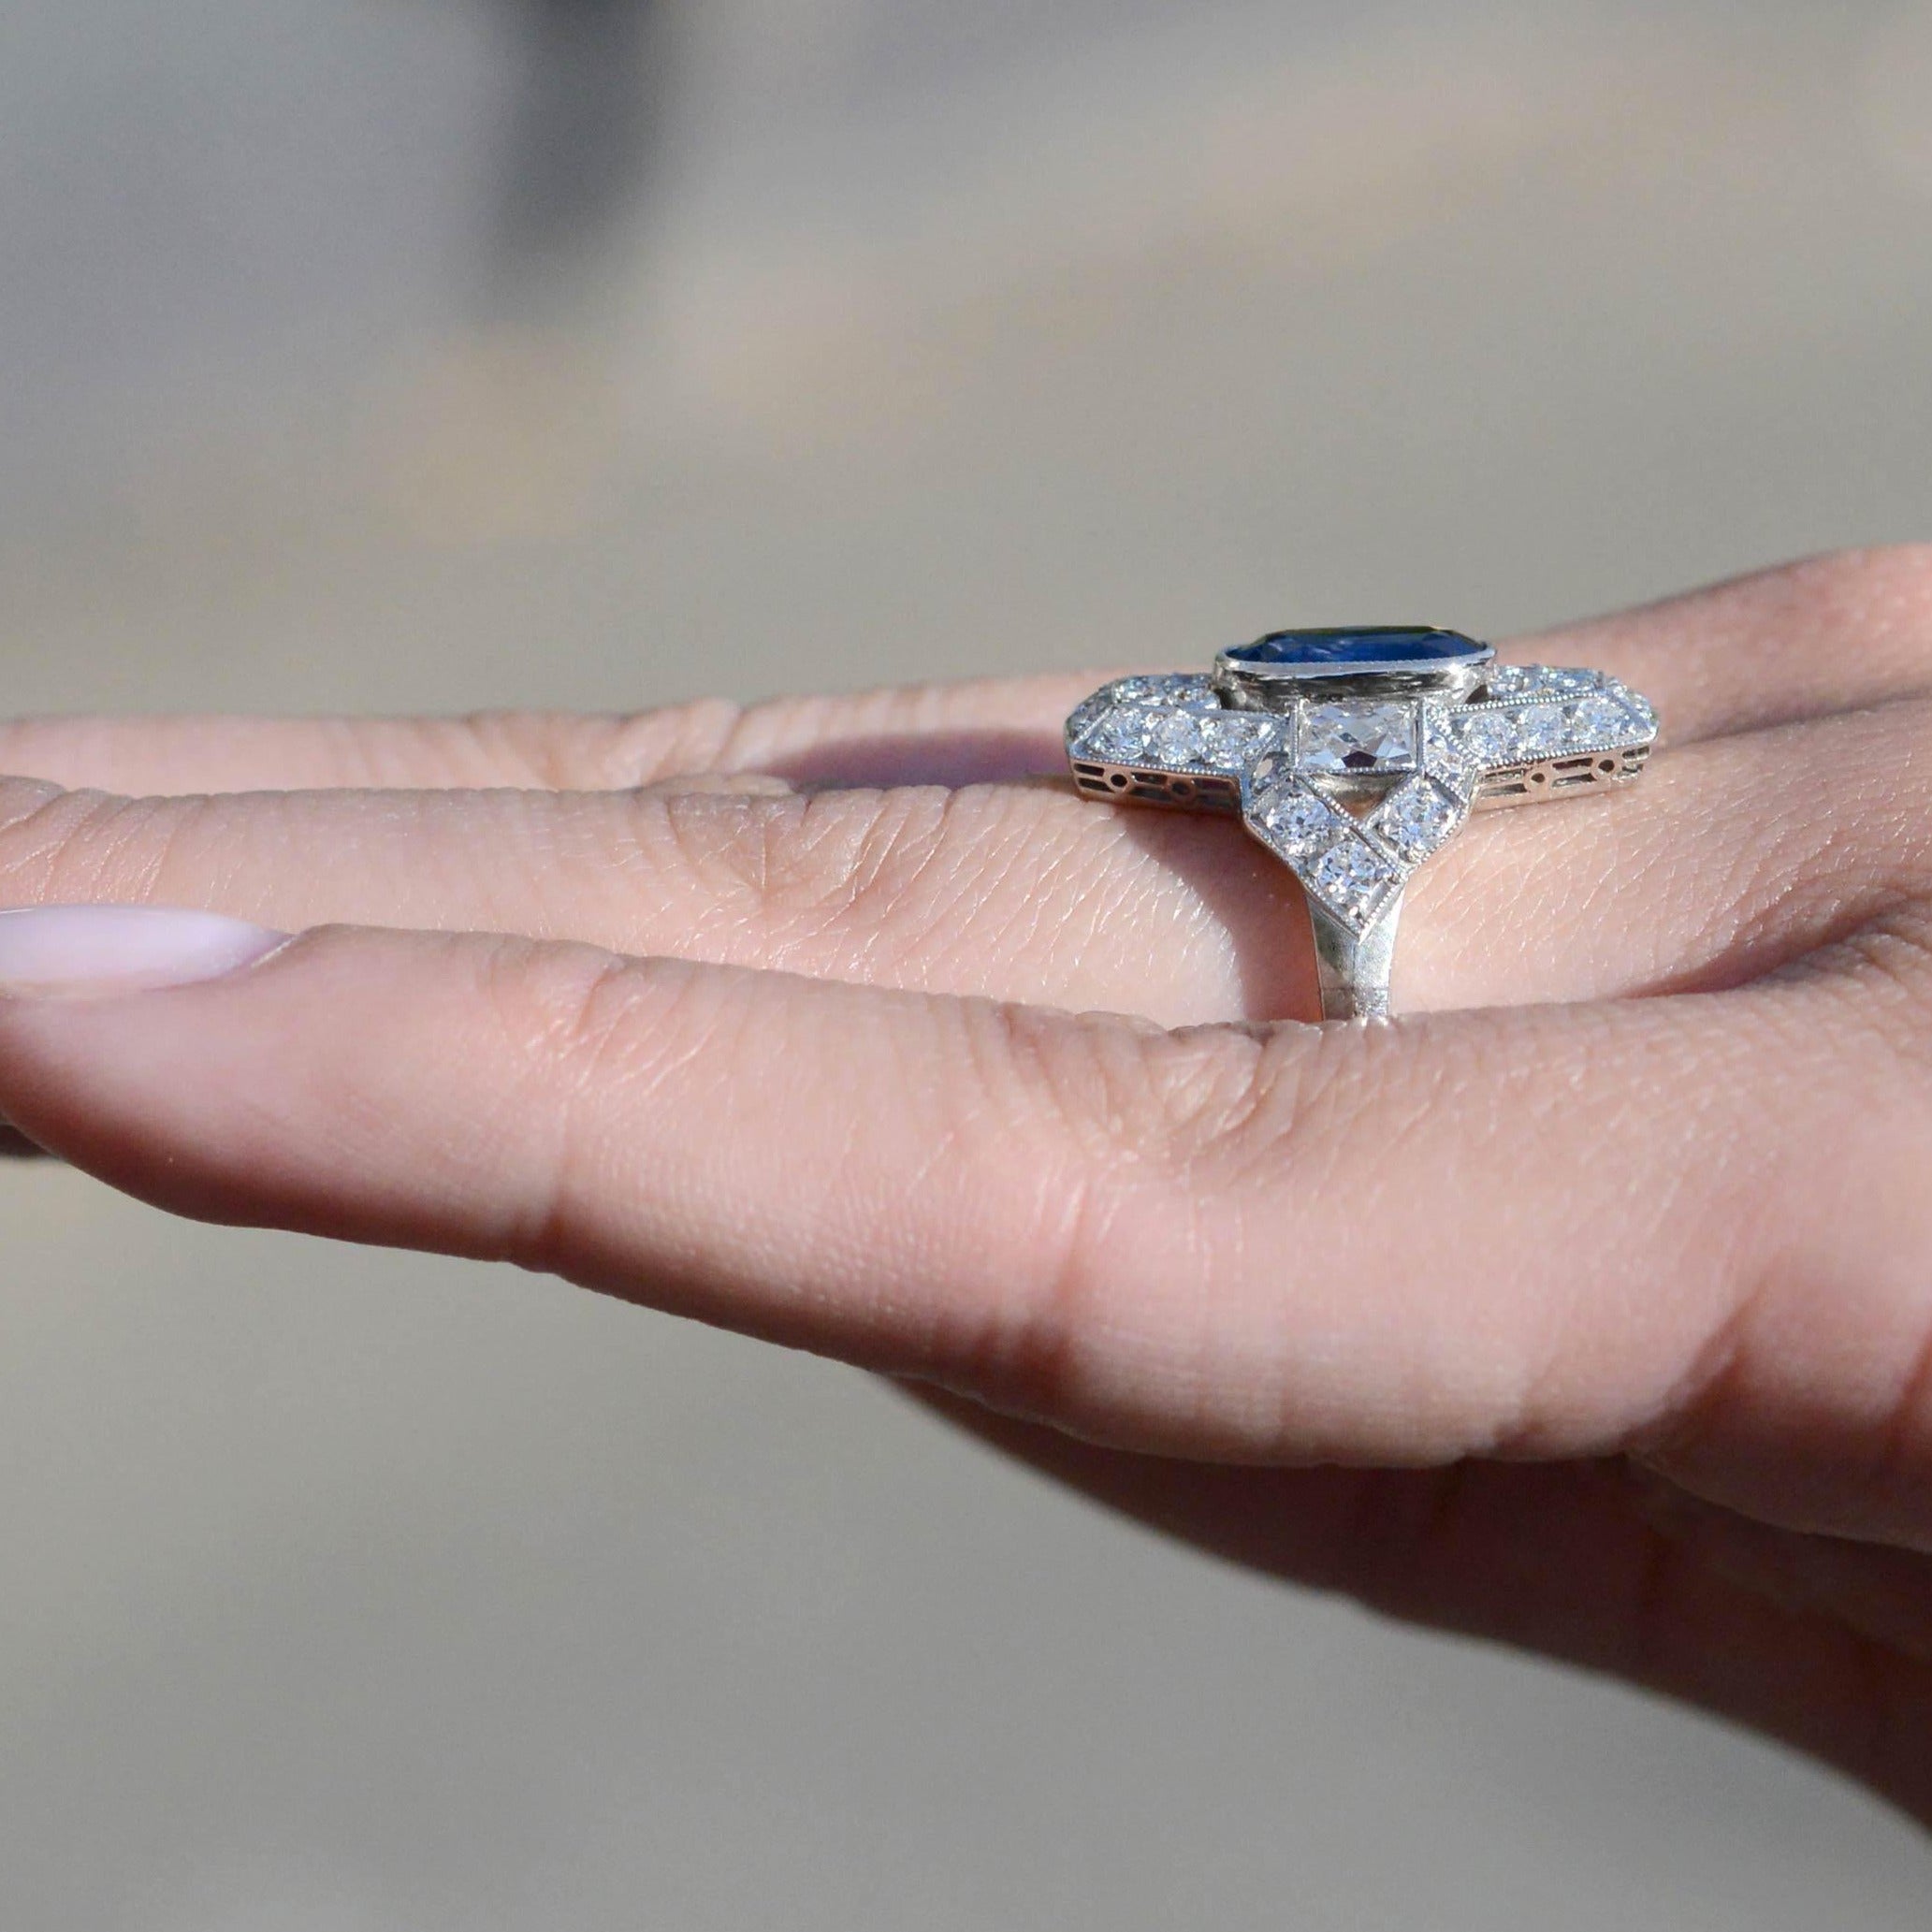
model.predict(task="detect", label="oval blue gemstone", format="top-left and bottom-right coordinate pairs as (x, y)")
top-left (1226, 627), bottom-right (1484, 668)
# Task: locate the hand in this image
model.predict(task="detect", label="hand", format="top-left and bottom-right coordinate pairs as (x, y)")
top-left (0, 549), bottom-right (1928, 1820)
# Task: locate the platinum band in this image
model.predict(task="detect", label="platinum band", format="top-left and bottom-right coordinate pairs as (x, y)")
top-left (1064, 650), bottom-right (1659, 1022)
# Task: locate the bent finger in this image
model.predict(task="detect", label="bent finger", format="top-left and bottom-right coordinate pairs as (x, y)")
top-left (0, 910), bottom-right (1911, 1494)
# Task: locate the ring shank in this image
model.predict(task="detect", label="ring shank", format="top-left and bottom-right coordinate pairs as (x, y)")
top-left (1310, 893), bottom-right (1401, 1023)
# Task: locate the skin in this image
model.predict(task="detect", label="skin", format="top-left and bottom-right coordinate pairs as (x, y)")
top-left (0, 546), bottom-right (1930, 1820)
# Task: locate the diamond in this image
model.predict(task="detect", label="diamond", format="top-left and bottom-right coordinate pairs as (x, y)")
top-left (1198, 712), bottom-right (1277, 765)
top-left (1065, 694), bottom-right (1109, 744)
top-left (1300, 702), bottom-right (1416, 773)
top-left (1372, 778), bottom-right (1459, 861)
top-left (1481, 664), bottom-right (1542, 700)
top-left (1087, 707), bottom-right (1153, 763)
top-left (1152, 711), bottom-right (1205, 766)
top-left (1514, 706), bottom-right (1567, 757)
top-left (1421, 709), bottom-right (1478, 785)
top-left (1310, 838), bottom-right (1400, 923)
top-left (1567, 692), bottom-right (1634, 748)
top-left (1455, 710), bottom-right (1518, 766)
top-left (1149, 675), bottom-right (1217, 705)
top-left (1255, 783), bottom-right (1341, 854)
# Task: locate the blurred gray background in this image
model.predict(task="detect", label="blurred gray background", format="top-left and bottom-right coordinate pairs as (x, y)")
top-left (2, 0), bottom-right (1930, 1924)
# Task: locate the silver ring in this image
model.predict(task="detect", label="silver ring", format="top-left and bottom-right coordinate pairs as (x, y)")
top-left (1064, 627), bottom-right (1659, 1022)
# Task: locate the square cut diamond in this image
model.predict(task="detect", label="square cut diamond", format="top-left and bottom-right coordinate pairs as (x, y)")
top-left (1299, 702), bottom-right (1416, 774)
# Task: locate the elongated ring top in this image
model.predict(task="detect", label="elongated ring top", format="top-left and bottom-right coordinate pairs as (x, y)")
top-left (1064, 627), bottom-right (1659, 1021)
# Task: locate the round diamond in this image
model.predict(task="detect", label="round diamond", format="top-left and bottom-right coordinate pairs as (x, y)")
top-left (1456, 710), bottom-right (1518, 765)
top-left (1311, 839), bottom-right (1398, 918)
top-left (1568, 692), bottom-right (1633, 748)
top-left (1375, 780), bottom-right (1457, 860)
top-left (1089, 708), bottom-right (1152, 763)
top-left (1514, 706), bottom-right (1567, 757)
top-left (1152, 712), bottom-right (1205, 765)
top-left (1199, 712), bottom-right (1276, 765)
top-left (1257, 786), bottom-right (1338, 853)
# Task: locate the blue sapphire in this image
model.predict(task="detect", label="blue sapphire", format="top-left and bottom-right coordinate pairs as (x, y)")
top-left (1225, 627), bottom-right (1486, 669)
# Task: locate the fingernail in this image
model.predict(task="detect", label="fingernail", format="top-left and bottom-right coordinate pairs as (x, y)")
top-left (0, 906), bottom-right (289, 999)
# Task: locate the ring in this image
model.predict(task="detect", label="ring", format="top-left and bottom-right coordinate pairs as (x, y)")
top-left (1064, 627), bottom-right (1659, 1022)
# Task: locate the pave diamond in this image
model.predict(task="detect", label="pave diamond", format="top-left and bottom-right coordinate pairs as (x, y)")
top-left (1300, 701), bottom-right (1416, 773)
top-left (1479, 664), bottom-right (1543, 700)
top-left (1144, 675), bottom-right (1216, 706)
top-left (1421, 708), bottom-right (1479, 788)
top-left (1486, 665), bottom-right (1595, 701)
top-left (1372, 778), bottom-right (1460, 862)
top-left (1065, 694), bottom-right (1109, 745)
top-left (1620, 689), bottom-right (1659, 734)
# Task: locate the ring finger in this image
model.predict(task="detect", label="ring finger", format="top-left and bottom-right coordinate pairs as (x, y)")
top-left (0, 695), bottom-right (1923, 1024)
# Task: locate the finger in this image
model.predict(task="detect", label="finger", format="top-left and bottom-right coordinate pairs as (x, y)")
top-left (0, 699), bottom-right (1925, 1026)
top-left (1515, 545), bottom-right (1932, 741)
top-left (0, 677), bottom-right (1097, 796)
top-left (9, 908), bottom-right (1930, 1804)
top-left (911, 1391), bottom-right (1932, 1826)
top-left (6, 549), bottom-right (1932, 797)
top-left (0, 911), bottom-right (1919, 1508)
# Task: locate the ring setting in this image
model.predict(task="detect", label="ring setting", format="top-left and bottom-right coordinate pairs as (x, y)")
top-left (1065, 628), bottom-right (1658, 1022)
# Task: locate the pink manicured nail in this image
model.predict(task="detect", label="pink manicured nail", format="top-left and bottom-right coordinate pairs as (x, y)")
top-left (0, 906), bottom-right (289, 999)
